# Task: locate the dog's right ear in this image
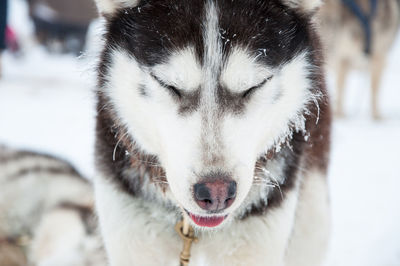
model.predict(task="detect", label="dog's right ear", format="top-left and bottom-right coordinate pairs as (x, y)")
top-left (95, 0), bottom-right (140, 15)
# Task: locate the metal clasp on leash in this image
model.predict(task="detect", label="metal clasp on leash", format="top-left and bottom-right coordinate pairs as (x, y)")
top-left (175, 217), bottom-right (198, 266)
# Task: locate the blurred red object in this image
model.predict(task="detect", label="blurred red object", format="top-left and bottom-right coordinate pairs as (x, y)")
top-left (5, 26), bottom-right (20, 54)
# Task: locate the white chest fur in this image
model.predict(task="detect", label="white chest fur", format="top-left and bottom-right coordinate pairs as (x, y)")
top-left (94, 177), bottom-right (300, 266)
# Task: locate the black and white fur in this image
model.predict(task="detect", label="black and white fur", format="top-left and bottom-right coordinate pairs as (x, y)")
top-left (93, 0), bottom-right (331, 265)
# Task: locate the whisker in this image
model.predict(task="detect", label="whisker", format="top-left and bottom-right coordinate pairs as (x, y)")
top-left (253, 176), bottom-right (276, 187)
top-left (254, 168), bottom-right (284, 200)
top-left (112, 132), bottom-right (129, 161)
top-left (268, 174), bottom-right (283, 200)
top-left (254, 166), bottom-right (266, 172)
top-left (153, 181), bottom-right (169, 185)
top-left (253, 182), bottom-right (276, 188)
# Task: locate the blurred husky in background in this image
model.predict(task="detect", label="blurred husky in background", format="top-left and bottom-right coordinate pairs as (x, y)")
top-left (0, 146), bottom-right (105, 266)
top-left (318, 0), bottom-right (400, 119)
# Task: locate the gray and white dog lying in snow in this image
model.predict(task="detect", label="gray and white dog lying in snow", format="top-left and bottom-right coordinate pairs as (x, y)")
top-left (0, 146), bottom-right (105, 266)
top-left (93, 0), bottom-right (332, 265)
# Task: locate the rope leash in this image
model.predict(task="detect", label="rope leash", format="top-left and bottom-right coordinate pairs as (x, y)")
top-left (175, 215), bottom-right (198, 266)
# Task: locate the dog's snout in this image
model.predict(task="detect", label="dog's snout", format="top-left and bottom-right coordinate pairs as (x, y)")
top-left (193, 180), bottom-right (237, 212)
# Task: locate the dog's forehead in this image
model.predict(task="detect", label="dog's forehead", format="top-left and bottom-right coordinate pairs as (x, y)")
top-left (151, 46), bottom-right (272, 93)
top-left (109, 0), bottom-right (310, 68)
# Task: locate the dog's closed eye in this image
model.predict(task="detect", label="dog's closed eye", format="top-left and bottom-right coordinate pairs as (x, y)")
top-left (242, 75), bottom-right (273, 99)
top-left (151, 73), bottom-right (182, 98)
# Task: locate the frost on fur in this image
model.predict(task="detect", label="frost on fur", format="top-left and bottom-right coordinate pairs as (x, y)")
top-left (266, 52), bottom-right (322, 154)
top-left (95, 0), bottom-right (140, 14)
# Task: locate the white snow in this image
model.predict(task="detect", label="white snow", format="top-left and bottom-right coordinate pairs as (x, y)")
top-left (1, 1), bottom-right (400, 265)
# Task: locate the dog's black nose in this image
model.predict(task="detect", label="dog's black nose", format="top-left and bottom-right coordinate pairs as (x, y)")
top-left (193, 180), bottom-right (236, 212)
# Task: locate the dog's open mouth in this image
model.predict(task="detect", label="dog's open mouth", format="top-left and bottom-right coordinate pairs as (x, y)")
top-left (188, 213), bottom-right (227, 227)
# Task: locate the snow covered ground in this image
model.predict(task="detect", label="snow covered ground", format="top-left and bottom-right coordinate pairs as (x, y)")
top-left (1, 1), bottom-right (400, 265)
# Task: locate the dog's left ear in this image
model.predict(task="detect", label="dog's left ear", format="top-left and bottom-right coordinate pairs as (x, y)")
top-left (282, 0), bottom-right (323, 14)
top-left (94, 0), bottom-right (140, 15)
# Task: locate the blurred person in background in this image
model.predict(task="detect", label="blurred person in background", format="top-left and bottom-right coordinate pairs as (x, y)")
top-left (27, 0), bottom-right (98, 55)
top-left (0, 0), bottom-right (7, 78)
top-left (318, 0), bottom-right (400, 120)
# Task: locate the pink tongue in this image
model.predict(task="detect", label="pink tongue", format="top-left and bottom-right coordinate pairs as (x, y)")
top-left (189, 214), bottom-right (225, 227)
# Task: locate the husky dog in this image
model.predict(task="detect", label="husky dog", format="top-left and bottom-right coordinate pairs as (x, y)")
top-left (0, 146), bottom-right (105, 266)
top-left (318, 0), bottom-right (400, 119)
top-left (94, 0), bottom-right (331, 265)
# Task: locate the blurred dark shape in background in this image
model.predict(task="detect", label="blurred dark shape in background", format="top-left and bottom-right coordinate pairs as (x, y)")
top-left (341, 0), bottom-right (377, 55)
top-left (0, 0), bottom-right (6, 51)
top-left (1, 1), bottom-right (20, 57)
top-left (0, 0), bottom-right (7, 77)
top-left (318, 0), bottom-right (400, 120)
top-left (27, 0), bottom-right (98, 55)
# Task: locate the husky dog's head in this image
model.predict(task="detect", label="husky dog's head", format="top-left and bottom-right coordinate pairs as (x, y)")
top-left (95, 0), bottom-right (324, 228)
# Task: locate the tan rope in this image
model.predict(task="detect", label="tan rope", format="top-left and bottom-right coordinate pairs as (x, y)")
top-left (182, 215), bottom-right (190, 235)
top-left (175, 216), bottom-right (198, 266)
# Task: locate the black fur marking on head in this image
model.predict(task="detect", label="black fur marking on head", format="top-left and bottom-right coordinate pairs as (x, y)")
top-left (106, 0), bottom-right (206, 66)
top-left (217, 0), bottom-right (310, 66)
top-left (102, 0), bottom-right (311, 68)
